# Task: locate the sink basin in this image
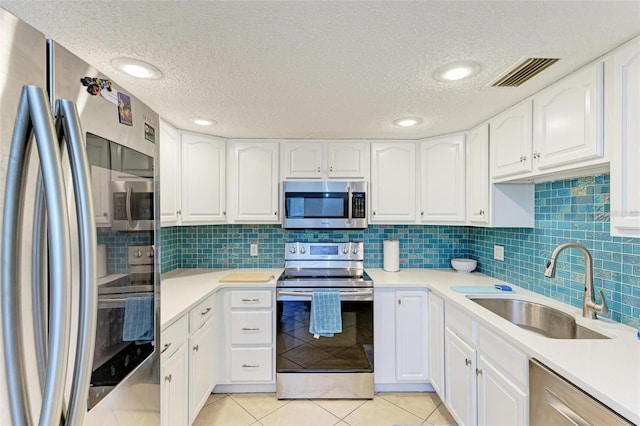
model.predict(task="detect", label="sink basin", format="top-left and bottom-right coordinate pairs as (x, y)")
top-left (468, 297), bottom-right (610, 339)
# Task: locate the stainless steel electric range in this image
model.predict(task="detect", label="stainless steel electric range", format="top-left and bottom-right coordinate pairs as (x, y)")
top-left (276, 242), bottom-right (374, 399)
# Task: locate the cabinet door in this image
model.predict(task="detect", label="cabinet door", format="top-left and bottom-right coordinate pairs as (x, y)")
top-left (161, 343), bottom-right (189, 426)
top-left (282, 142), bottom-right (323, 178)
top-left (466, 124), bottom-right (490, 225)
top-left (490, 102), bottom-right (533, 179)
top-left (445, 328), bottom-right (477, 426)
top-left (395, 291), bottom-right (429, 382)
top-left (373, 289), bottom-right (397, 384)
top-left (428, 292), bottom-right (445, 397)
top-left (159, 120), bottom-right (182, 226)
top-left (86, 137), bottom-right (111, 226)
top-left (189, 320), bottom-right (216, 424)
top-left (477, 355), bottom-right (528, 426)
top-left (371, 142), bottom-right (417, 222)
top-left (610, 37), bottom-right (640, 237)
top-left (181, 133), bottom-right (226, 224)
top-left (534, 62), bottom-right (604, 170)
top-left (228, 141), bottom-right (279, 222)
top-left (327, 142), bottom-right (369, 179)
top-left (420, 135), bottom-right (466, 223)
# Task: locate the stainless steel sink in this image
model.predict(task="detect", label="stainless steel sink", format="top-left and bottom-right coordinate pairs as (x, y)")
top-left (468, 297), bottom-right (610, 339)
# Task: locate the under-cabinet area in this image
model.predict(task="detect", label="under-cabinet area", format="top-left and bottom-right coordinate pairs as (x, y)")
top-left (160, 268), bottom-right (640, 426)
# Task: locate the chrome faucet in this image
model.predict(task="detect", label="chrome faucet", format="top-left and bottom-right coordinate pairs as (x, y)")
top-left (543, 242), bottom-right (608, 319)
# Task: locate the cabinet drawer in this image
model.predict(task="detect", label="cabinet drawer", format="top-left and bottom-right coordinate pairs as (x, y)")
top-left (230, 290), bottom-right (272, 309)
top-left (161, 314), bottom-right (188, 359)
top-left (231, 311), bottom-right (273, 345)
top-left (230, 347), bottom-right (273, 382)
top-left (189, 293), bottom-right (215, 333)
top-left (479, 325), bottom-right (528, 389)
top-left (445, 303), bottom-right (477, 345)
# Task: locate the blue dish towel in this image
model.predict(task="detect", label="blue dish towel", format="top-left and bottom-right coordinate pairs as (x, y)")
top-left (123, 296), bottom-right (154, 344)
top-left (309, 291), bottom-right (342, 338)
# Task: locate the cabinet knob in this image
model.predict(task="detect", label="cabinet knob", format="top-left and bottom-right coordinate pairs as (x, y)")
top-left (316, 167), bottom-right (321, 172)
top-left (478, 209), bottom-right (485, 215)
top-left (476, 368), bottom-right (483, 376)
top-left (164, 374), bottom-right (172, 383)
top-left (274, 211), bottom-right (277, 216)
top-left (193, 344), bottom-right (199, 352)
top-left (103, 212), bottom-right (108, 218)
top-left (177, 209), bottom-right (182, 215)
top-left (201, 307), bottom-right (211, 316)
top-left (519, 155), bottom-right (527, 163)
top-left (161, 343), bottom-right (172, 354)
top-left (421, 211), bottom-right (424, 216)
top-left (533, 152), bottom-right (541, 160)
top-left (373, 211), bottom-right (376, 216)
top-left (465, 358), bottom-right (471, 366)
top-left (329, 166), bottom-right (333, 172)
top-left (223, 211), bottom-right (226, 215)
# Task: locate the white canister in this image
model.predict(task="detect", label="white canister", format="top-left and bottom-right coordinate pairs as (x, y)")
top-left (383, 240), bottom-right (400, 272)
top-left (97, 244), bottom-right (107, 278)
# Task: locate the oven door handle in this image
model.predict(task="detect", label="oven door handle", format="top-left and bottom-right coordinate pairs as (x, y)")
top-left (278, 289), bottom-right (373, 298)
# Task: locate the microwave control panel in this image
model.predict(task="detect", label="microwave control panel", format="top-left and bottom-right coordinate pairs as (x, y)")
top-left (352, 193), bottom-right (366, 218)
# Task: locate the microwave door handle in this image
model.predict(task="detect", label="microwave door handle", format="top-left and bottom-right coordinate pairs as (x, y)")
top-left (126, 185), bottom-right (135, 228)
top-left (347, 185), bottom-right (352, 224)
top-left (55, 99), bottom-right (98, 426)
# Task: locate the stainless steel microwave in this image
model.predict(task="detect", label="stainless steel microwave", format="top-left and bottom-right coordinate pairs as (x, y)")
top-left (282, 180), bottom-right (368, 229)
top-left (111, 180), bottom-right (154, 231)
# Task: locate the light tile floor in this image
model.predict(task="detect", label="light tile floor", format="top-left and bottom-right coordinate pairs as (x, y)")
top-left (193, 392), bottom-right (457, 426)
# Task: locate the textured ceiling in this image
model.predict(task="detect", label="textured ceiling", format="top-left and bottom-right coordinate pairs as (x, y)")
top-left (1, 1), bottom-right (639, 139)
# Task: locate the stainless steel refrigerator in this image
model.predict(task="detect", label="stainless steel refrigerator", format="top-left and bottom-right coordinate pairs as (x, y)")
top-left (1, 8), bottom-right (160, 425)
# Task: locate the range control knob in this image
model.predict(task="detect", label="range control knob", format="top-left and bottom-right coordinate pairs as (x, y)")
top-left (135, 250), bottom-right (143, 258)
top-left (352, 247), bottom-right (359, 254)
top-left (342, 247), bottom-right (349, 254)
top-left (289, 247), bottom-right (297, 254)
top-left (300, 247), bottom-right (306, 254)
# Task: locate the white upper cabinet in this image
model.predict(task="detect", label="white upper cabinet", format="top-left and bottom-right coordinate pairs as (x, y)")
top-left (466, 124), bottom-right (490, 225)
top-left (160, 120), bottom-right (182, 226)
top-left (420, 135), bottom-right (466, 223)
top-left (227, 141), bottom-right (279, 223)
top-left (533, 61), bottom-right (605, 170)
top-left (371, 142), bottom-right (417, 223)
top-left (86, 137), bottom-right (112, 227)
top-left (610, 36), bottom-right (640, 237)
top-left (281, 141), bottom-right (369, 179)
top-left (490, 101), bottom-right (533, 179)
top-left (180, 132), bottom-right (226, 224)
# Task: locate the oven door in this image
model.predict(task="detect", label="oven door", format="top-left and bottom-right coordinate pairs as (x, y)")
top-left (276, 288), bottom-right (373, 373)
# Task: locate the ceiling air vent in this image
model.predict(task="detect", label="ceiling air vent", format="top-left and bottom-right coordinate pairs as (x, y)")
top-left (492, 58), bottom-right (560, 87)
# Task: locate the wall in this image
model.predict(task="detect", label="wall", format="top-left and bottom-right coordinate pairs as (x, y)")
top-left (469, 175), bottom-right (640, 328)
top-left (159, 174), bottom-right (640, 327)
top-left (160, 224), bottom-right (468, 271)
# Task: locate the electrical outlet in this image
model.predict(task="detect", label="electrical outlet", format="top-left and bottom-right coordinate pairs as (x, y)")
top-left (250, 243), bottom-right (258, 257)
top-left (494, 245), bottom-right (504, 261)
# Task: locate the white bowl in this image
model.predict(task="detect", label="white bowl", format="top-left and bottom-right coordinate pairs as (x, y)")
top-left (451, 258), bottom-right (477, 273)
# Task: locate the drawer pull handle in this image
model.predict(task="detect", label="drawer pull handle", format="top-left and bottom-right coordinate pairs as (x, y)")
top-left (242, 327), bottom-right (260, 332)
top-left (465, 358), bottom-right (471, 366)
top-left (161, 343), bottom-right (172, 354)
top-left (242, 364), bottom-right (260, 368)
top-left (241, 298), bottom-right (260, 303)
top-left (193, 344), bottom-right (199, 352)
top-left (164, 374), bottom-right (172, 383)
top-left (201, 307), bottom-right (212, 316)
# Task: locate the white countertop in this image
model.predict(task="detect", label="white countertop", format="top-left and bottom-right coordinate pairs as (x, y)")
top-left (160, 267), bottom-right (640, 423)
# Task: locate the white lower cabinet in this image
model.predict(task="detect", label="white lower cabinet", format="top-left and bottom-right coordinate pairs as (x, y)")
top-left (374, 289), bottom-right (429, 387)
top-left (443, 303), bottom-right (528, 426)
top-left (427, 292), bottom-right (445, 397)
top-left (161, 294), bottom-right (216, 426)
top-left (218, 289), bottom-right (275, 385)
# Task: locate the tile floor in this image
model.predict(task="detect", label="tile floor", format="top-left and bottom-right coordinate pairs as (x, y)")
top-left (193, 392), bottom-right (457, 426)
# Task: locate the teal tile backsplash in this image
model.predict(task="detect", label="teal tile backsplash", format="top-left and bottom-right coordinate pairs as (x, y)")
top-left (160, 173), bottom-right (640, 327)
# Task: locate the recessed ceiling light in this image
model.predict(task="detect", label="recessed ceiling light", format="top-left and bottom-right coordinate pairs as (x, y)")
top-left (192, 118), bottom-right (216, 126)
top-left (433, 61), bottom-right (481, 82)
top-left (393, 117), bottom-right (423, 127)
top-left (111, 58), bottom-right (162, 79)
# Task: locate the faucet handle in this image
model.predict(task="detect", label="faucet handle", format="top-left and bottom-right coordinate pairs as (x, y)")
top-left (595, 289), bottom-right (609, 314)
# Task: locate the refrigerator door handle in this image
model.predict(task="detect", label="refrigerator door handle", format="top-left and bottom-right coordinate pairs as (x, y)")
top-left (55, 99), bottom-right (98, 426)
top-left (32, 172), bottom-right (49, 392)
top-left (1, 85), bottom-right (72, 426)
